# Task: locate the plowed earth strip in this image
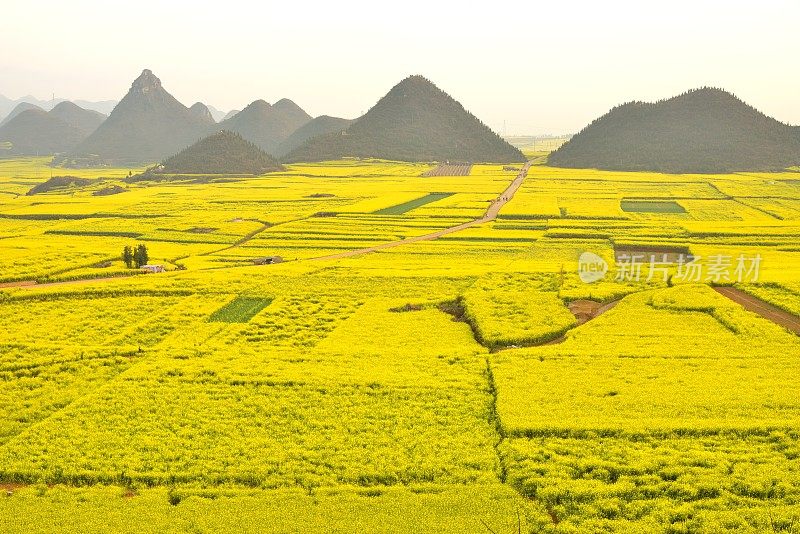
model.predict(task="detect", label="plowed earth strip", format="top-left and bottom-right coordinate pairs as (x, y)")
top-left (714, 286), bottom-right (800, 335)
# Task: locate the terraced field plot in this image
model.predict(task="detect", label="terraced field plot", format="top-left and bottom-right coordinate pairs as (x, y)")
top-left (621, 199), bottom-right (686, 213)
top-left (208, 295), bottom-right (274, 323)
top-left (421, 163), bottom-right (473, 177)
top-left (373, 192), bottom-right (456, 215)
top-left (0, 158), bottom-right (799, 532)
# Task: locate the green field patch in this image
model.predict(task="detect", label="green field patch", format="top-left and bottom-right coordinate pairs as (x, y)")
top-left (373, 193), bottom-right (454, 215)
top-left (209, 296), bottom-right (274, 323)
top-left (621, 199), bottom-right (686, 213)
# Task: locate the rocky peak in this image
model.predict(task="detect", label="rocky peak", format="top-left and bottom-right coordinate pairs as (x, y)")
top-left (131, 69), bottom-right (162, 94)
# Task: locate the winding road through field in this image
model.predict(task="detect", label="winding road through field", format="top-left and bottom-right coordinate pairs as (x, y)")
top-left (309, 162), bottom-right (532, 261)
top-left (4, 162), bottom-right (800, 340)
top-left (0, 163), bottom-right (532, 289)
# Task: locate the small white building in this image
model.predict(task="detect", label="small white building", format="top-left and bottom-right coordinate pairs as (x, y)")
top-left (141, 264), bottom-right (165, 274)
top-left (252, 256), bottom-right (283, 266)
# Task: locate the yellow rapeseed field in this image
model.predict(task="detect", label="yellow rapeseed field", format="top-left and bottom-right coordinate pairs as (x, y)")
top-left (0, 157), bottom-right (799, 532)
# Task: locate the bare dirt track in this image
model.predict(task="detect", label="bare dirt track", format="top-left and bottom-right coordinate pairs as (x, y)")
top-left (0, 275), bottom-right (143, 290)
top-left (714, 286), bottom-right (800, 335)
top-left (310, 162), bottom-right (531, 261)
top-left (0, 281), bottom-right (36, 289)
top-left (3, 163), bottom-right (532, 287)
top-left (568, 299), bottom-right (620, 325)
top-left (538, 299), bottom-right (621, 346)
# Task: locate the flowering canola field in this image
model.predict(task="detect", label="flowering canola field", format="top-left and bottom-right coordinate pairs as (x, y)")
top-left (0, 158), bottom-right (799, 532)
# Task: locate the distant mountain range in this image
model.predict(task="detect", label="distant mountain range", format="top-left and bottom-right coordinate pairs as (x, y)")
top-left (221, 109), bottom-right (240, 121)
top-left (53, 70), bottom-right (349, 164)
top-left (72, 70), bottom-right (214, 164)
top-left (0, 101), bottom-right (105, 155)
top-left (283, 75), bottom-right (525, 164)
top-left (189, 102), bottom-right (217, 125)
top-left (1, 71), bottom-right (519, 165)
top-left (49, 101), bottom-right (106, 135)
top-left (217, 98), bottom-right (312, 155)
top-left (275, 115), bottom-right (353, 158)
top-left (0, 94), bottom-right (117, 120)
top-left (4, 70), bottom-right (522, 165)
top-left (549, 88), bottom-right (800, 173)
top-left (206, 105), bottom-right (228, 123)
top-left (9, 73), bottom-right (796, 171)
top-left (0, 102), bottom-right (44, 128)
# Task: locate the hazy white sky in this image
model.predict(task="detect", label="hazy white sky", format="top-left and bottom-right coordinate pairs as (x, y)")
top-left (2, 0), bottom-right (798, 134)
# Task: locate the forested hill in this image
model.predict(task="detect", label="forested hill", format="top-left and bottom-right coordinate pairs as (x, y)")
top-left (549, 88), bottom-right (800, 173)
top-left (284, 75), bottom-right (525, 164)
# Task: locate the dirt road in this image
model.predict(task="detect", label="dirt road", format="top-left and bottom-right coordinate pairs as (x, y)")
top-left (0, 275), bottom-right (145, 290)
top-left (2, 163), bottom-right (532, 288)
top-left (0, 281), bottom-right (37, 289)
top-left (310, 163), bottom-right (532, 261)
top-left (714, 286), bottom-right (800, 335)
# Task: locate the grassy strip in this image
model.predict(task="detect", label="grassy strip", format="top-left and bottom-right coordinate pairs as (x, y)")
top-left (209, 296), bottom-right (274, 323)
top-left (373, 193), bottom-right (454, 215)
top-left (620, 200), bottom-right (686, 213)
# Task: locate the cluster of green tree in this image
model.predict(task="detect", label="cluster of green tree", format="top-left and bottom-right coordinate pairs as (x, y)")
top-left (26, 176), bottom-right (94, 196)
top-left (549, 87), bottom-right (800, 173)
top-left (283, 76), bottom-right (525, 164)
top-left (122, 244), bottom-right (149, 268)
top-left (92, 184), bottom-right (126, 196)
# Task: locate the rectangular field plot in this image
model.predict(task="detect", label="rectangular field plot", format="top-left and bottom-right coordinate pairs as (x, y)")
top-left (0, 484), bottom-right (540, 534)
top-left (462, 273), bottom-right (577, 348)
top-left (0, 380), bottom-right (499, 488)
top-left (239, 295), bottom-right (364, 348)
top-left (621, 200), bottom-right (686, 213)
top-left (373, 193), bottom-right (455, 215)
top-left (492, 352), bottom-right (800, 435)
top-left (208, 296), bottom-right (274, 323)
top-left (490, 286), bottom-right (800, 435)
top-left (502, 434), bottom-right (800, 532)
top-left (129, 298), bottom-right (488, 389)
top-left (542, 286), bottom-right (798, 358)
top-left (0, 353), bottom-right (138, 445)
top-left (421, 164), bottom-right (473, 177)
top-left (0, 294), bottom-right (186, 347)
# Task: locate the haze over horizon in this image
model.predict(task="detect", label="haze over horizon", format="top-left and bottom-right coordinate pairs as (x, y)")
top-left (2, 0), bottom-right (798, 135)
